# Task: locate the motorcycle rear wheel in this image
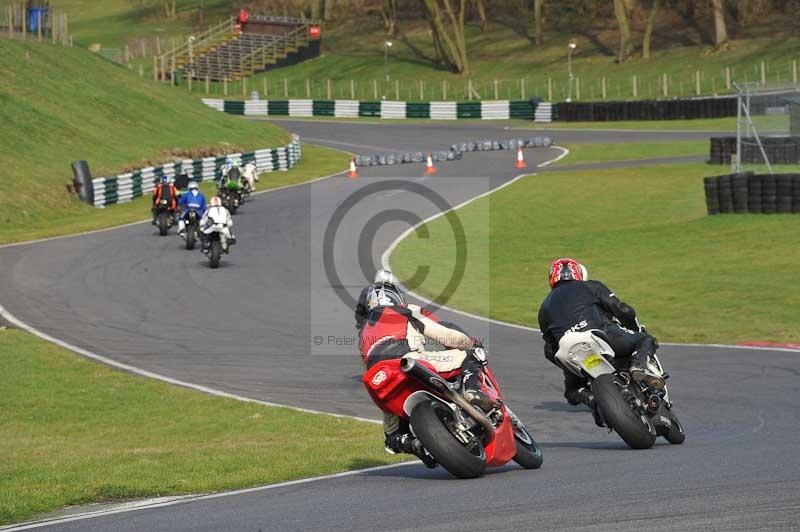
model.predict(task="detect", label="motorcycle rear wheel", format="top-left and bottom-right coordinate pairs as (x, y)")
top-left (209, 240), bottom-right (221, 269)
top-left (411, 401), bottom-right (486, 479)
top-left (592, 374), bottom-right (656, 450)
top-left (157, 212), bottom-right (169, 236)
top-left (186, 228), bottom-right (196, 250)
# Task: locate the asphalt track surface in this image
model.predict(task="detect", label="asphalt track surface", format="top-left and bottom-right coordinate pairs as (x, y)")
top-left (2, 121), bottom-right (799, 531)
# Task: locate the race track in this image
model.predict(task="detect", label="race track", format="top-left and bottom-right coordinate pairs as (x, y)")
top-left (2, 121), bottom-right (798, 531)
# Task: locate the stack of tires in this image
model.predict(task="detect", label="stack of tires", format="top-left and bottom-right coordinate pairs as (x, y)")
top-left (704, 172), bottom-right (800, 215)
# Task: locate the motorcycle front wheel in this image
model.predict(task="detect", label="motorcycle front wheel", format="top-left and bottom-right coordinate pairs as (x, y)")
top-left (411, 401), bottom-right (486, 479)
top-left (511, 423), bottom-right (543, 469)
top-left (662, 409), bottom-right (686, 445)
top-left (592, 373), bottom-right (656, 450)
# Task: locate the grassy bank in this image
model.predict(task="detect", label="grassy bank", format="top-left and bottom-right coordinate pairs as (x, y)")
top-left (0, 327), bottom-right (401, 525)
top-left (0, 39), bottom-right (347, 244)
top-left (390, 162), bottom-right (800, 344)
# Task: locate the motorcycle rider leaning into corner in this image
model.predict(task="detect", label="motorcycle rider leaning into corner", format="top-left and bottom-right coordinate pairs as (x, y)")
top-left (355, 269), bottom-right (495, 461)
top-left (177, 181), bottom-right (207, 239)
top-left (200, 196), bottom-right (236, 251)
top-left (151, 175), bottom-right (179, 224)
top-left (537, 258), bottom-right (664, 411)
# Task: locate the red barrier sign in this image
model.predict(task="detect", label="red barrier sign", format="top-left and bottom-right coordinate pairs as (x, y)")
top-left (309, 25), bottom-right (321, 39)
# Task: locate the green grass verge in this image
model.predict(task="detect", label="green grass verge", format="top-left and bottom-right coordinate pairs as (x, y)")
top-left (246, 115), bottom-right (780, 134)
top-left (554, 141), bottom-right (707, 166)
top-left (35, 0), bottom-right (235, 48)
top-left (390, 162), bottom-right (800, 344)
top-left (0, 143), bottom-right (348, 245)
top-left (516, 115), bottom-right (788, 132)
top-left (0, 327), bottom-right (401, 525)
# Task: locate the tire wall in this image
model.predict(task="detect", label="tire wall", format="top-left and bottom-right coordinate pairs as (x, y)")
top-left (704, 172), bottom-right (800, 215)
top-left (709, 137), bottom-right (800, 165)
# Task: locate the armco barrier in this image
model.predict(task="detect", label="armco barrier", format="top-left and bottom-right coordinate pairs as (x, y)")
top-left (203, 98), bottom-right (547, 121)
top-left (703, 172), bottom-right (800, 215)
top-left (91, 137), bottom-right (301, 208)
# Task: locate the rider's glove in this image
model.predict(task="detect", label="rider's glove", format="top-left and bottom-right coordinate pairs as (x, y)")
top-left (467, 346), bottom-right (488, 366)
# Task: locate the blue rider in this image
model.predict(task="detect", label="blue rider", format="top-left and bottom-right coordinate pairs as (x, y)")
top-left (177, 181), bottom-right (207, 238)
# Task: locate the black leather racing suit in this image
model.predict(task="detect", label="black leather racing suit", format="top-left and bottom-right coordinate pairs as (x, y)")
top-left (537, 280), bottom-right (657, 398)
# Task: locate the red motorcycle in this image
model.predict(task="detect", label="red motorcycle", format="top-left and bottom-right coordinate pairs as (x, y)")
top-left (363, 355), bottom-right (543, 478)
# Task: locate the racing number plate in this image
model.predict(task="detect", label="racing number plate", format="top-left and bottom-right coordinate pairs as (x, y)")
top-left (582, 353), bottom-right (605, 370)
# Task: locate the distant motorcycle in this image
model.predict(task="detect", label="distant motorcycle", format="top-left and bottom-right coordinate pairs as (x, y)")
top-left (555, 330), bottom-right (685, 449)
top-left (153, 199), bottom-right (175, 236)
top-left (182, 209), bottom-right (201, 250)
top-left (202, 223), bottom-right (230, 269)
top-left (242, 162), bottom-right (259, 195)
top-left (219, 169), bottom-right (244, 214)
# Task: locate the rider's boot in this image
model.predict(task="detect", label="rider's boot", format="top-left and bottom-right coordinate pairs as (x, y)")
top-left (629, 337), bottom-right (665, 389)
top-left (385, 432), bottom-right (437, 468)
top-left (177, 220), bottom-right (186, 239)
top-left (461, 351), bottom-right (499, 411)
top-left (565, 386), bottom-right (595, 409)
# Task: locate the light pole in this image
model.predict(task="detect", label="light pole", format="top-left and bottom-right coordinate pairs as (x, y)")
top-left (566, 40), bottom-right (577, 102)
top-left (382, 41), bottom-right (393, 100)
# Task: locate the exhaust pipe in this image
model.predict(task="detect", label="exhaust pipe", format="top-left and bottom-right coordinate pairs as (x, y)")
top-left (646, 394), bottom-right (661, 413)
top-left (400, 357), bottom-right (495, 444)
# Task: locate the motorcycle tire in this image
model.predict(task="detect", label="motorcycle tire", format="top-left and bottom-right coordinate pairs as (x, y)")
top-left (411, 400), bottom-right (486, 479)
top-left (592, 374), bottom-right (656, 450)
top-left (511, 424), bottom-right (543, 469)
top-left (157, 212), bottom-right (169, 236)
top-left (209, 240), bottom-right (222, 269)
top-left (228, 194), bottom-right (238, 215)
top-left (663, 409), bottom-right (686, 445)
top-left (186, 228), bottom-right (196, 250)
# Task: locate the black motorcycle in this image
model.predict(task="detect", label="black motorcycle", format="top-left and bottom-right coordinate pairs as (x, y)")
top-left (153, 199), bottom-right (174, 236)
top-left (183, 209), bottom-right (201, 250)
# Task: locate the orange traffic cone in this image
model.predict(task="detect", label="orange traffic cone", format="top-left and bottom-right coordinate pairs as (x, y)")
top-left (514, 147), bottom-right (527, 169)
top-left (348, 158), bottom-right (358, 178)
top-left (425, 153), bottom-right (437, 174)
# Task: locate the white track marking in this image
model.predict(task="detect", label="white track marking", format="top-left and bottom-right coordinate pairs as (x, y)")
top-left (380, 145), bottom-right (798, 354)
top-left (0, 462), bottom-right (418, 531)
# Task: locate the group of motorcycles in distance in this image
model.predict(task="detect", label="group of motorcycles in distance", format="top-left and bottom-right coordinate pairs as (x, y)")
top-left (151, 161), bottom-right (258, 268)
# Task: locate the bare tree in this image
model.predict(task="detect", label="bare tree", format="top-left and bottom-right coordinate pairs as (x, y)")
top-left (533, 0), bottom-right (544, 45)
top-left (474, 0), bottom-right (488, 31)
top-left (642, 0), bottom-right (660, 59)
top-left (710, 0), bottom-right (728, 47)
top-left (422, 0), bottom-right (469, 74)
top-left (613, 0), bottom-right (634, 61)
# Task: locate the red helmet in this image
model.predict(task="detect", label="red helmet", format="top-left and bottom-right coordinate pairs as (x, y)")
top-left (548, 258), bottom-right (588, 288)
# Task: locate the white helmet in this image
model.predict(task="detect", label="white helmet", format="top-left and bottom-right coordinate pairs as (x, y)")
top-left (188, 181), bottom-right (199, 191)
top-left (374, 269), bottom-right (399, 286)
top-left (210, 196), bottom-right (222, 207)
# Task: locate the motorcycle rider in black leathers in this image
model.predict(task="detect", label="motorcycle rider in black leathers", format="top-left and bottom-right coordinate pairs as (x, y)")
top-left (538, 258), bottom-right (664, 410)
